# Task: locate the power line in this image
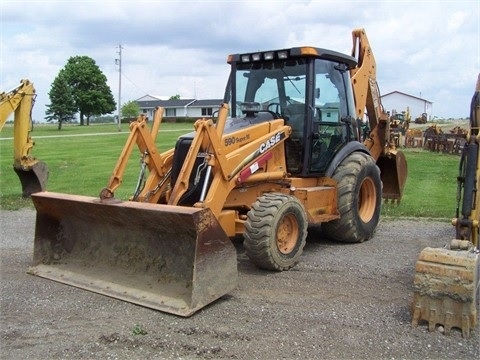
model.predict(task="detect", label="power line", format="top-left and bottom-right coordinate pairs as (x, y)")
top-left (121, 71), bottom-right (150, 97)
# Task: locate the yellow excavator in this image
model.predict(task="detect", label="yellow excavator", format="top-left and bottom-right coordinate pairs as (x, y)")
top-left (28, 29), bottom-right (407, 316)
top-left (412, 74), bottom-right (480, 338)
top-left (0, 79), bottom-right (48, 197)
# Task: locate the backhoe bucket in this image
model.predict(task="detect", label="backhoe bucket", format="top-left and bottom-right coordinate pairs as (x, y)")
top-left (13, 161), bottom-right (49, 197)
top-left (411, 247), bottom-right (479, 337)
top-left (28, 192), bottom-right (238, 317)
top-left (376, 151), bottom-right (408, 203)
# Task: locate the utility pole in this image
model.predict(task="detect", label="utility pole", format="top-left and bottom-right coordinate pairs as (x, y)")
top-left (115, 44), bottom-right (123, 131)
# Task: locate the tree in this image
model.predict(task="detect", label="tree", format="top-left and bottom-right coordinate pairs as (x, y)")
top-left (169, 94), bottom-right (181, 100)
top-left (62, 56), bottom-right (116, 125)
top-left (121, 100), bottom-right (140, 120)
top-left (45, 70), bottom-right (77, 130)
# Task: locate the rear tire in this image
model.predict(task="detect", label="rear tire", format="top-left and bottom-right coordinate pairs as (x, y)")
top-left (323, 152), bottom-right (382, 243)
top-left (244, 193), bottom-right (308, 271)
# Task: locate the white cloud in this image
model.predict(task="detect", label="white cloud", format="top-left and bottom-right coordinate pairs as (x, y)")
top-left (447, 11), bottom-right (469, 32)
top-left (1, 0), bottom-right (479, 121)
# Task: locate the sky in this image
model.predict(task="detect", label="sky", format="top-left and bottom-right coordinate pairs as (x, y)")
top-left (1, 0), bottom-right (479, 122)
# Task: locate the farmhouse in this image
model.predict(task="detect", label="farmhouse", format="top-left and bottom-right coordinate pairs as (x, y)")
top-left (136, 95), bottom-right (223, 121)
top-left (380, 91), bottom-right (433, 120)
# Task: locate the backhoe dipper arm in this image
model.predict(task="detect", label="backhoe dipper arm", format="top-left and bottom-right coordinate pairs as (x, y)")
top-left (0, 79), bottom-right (37, 168)
top-left (0, 79), bottom-right (48, 197)
top-left (350, 28), bottom-right (390, 161)
top-left (349, 29), bottom-right (407, 203)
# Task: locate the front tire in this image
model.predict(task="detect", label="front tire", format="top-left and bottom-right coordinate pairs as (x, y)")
top-left (322, 152), bottom-right (382, 243)
top-left (244, 193), bottom-right (308, 271)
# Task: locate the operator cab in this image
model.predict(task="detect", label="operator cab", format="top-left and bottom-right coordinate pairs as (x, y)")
top-left (224, 47), bottom-right (358, 176)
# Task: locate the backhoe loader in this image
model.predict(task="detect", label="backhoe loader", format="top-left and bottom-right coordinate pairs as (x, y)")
top-left (412, 74), bottom-right (480, 338)
top-left (28, 28), bottom-right (407, 316)
top-left (0, 79), bottom-right (48, 197)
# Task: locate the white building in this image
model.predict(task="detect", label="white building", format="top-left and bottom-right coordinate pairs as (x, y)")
top-left (381, 91), bottom-right (432, 120)
top-left (136, 95), bottom-right (223, 120)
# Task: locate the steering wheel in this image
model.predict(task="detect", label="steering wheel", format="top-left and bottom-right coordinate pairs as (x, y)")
top-left (267, 103), bottom-right (282, 117)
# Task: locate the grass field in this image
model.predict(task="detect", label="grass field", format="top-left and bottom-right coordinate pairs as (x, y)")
top-left (0, 122), bottom-right (461, 219)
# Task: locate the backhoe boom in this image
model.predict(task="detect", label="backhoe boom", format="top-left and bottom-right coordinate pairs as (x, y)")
top-left (0, 79), bottom-right (48, 197)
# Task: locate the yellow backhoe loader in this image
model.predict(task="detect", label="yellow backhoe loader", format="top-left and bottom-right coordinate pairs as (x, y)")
top-left (28, 29), bottom-right (407, 316)
top-left (0, 79), bottom-right (48, 197)
top-left (412, 74), bottom-right (480, 338)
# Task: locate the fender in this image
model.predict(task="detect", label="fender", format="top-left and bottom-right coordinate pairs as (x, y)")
top-left (324, 141), bottom-right (370, 178)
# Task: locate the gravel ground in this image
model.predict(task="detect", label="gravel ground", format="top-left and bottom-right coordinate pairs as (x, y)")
top-left (0, 209), bottom-right (478, 359)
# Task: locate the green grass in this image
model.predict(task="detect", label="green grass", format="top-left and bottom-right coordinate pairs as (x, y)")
top-left (0, 122), bottom-right (461, 218)
top-left (0, 122), bottom-right (192, 209)
top-left (381, 149), bottom-right (459, 219)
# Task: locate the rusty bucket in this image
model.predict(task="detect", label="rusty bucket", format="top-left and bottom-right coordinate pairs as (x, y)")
top-left (28, 192), bottom-right (238, 317)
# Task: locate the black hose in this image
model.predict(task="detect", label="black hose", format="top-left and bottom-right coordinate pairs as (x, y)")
top-left (461, 140), bottom-right (478, 217)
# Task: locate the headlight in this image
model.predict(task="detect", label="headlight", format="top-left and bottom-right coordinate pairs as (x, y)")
top-left (252, 53), bottom-right (261, 61)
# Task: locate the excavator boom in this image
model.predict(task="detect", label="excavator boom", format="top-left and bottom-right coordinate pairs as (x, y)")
top-left (350, 29), bottom-right (407, 202)
top-left (0, 79), bottom-right (48, 197)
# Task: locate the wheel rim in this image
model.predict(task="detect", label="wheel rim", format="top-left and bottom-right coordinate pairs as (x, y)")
top-left (358, 176), bottom-right (377, 223)
top-left (276, 213), bottom-right (299, 254)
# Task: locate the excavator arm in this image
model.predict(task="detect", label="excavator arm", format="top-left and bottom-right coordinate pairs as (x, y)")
top-left (0, 79), bottom-right (48, 197)
top-left (350, 28), bottom-right (388, 159)
top-left (350, 28), bottom-right (408, 202)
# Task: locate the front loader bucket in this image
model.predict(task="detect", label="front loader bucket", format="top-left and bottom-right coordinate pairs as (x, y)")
top-left (13, 161), bottom-right (49, 197)
top-left (28, 192), bottom-right (238, 317)
top-left (376, 151), bottom-right (408, 203)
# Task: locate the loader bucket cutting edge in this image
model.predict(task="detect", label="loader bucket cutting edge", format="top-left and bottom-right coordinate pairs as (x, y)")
top-left (377, 151), bottom-right (408, 202)
top-left (13, 161), bottom-right (49, 198)
top-left (28, 191), bottom-right (238, 317)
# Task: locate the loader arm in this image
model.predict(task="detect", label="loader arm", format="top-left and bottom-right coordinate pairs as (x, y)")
top-left (168, 102), bottom-right (292, 217)
top-left (0, 79), bottom-right (48, 197)
top-left (167, 103), bottom-right (230, 206)
top-left (100, 107), bottom-right (174, 204)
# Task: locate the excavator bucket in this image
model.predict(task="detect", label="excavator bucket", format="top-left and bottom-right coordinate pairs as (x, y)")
top-left (376, 150), bottom-right (408, 203)
top-left (411, 247), bottom-right (479, 337)
top-left (13, 161), bottom-right (49, 197)
top-left (28, 191), bottom-right (238, 317)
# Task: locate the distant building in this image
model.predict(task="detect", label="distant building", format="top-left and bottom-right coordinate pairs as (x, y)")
top-left (137, 92), bottom-right (433, 122)
top-left (136, 95), bottom-right (223, 120)
top-left (380, 91), bottom-right (432, 120)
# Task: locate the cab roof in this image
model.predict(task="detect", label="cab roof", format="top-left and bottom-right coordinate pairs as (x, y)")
top-left (228, 46), bottom-right (357, 69)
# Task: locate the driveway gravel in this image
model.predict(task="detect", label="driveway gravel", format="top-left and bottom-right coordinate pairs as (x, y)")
top-left (1, 209), bottom-right (478, 359)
